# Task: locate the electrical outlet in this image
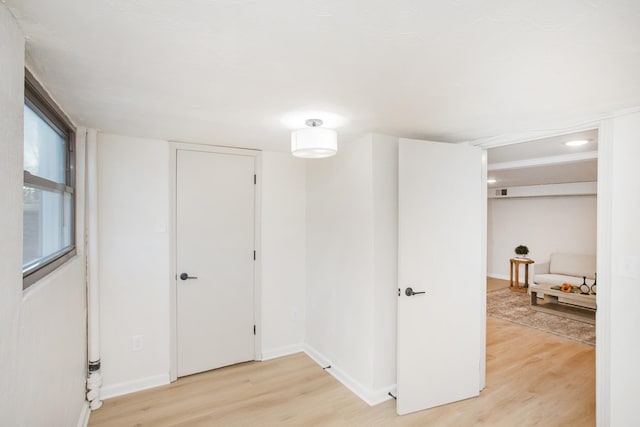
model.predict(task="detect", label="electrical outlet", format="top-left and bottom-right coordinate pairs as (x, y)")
top-left (132, 335), bottom-right (143, 352)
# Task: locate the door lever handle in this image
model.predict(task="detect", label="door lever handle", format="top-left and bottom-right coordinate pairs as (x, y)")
top-left (405, 287), bottom-right (426, 296)
top-left (180, 273), bottom-right (198, 281)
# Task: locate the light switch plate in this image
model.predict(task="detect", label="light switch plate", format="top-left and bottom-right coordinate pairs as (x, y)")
top-left (132, 335), bottom-right (144, 352)
top-left (618, 256), bottom-right (640, 279)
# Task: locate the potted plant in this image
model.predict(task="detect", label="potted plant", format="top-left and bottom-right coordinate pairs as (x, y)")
top-left (515, 245), bottom-right (529, 258)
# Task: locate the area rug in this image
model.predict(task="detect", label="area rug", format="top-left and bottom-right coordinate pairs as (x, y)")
top-left (487, 288), bottom-right (595, 346)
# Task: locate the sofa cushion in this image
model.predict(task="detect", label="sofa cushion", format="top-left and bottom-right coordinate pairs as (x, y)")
top-left (549, 253), bottom-right (596, 279)
top-left (533, 274), bottom-right (587, 287)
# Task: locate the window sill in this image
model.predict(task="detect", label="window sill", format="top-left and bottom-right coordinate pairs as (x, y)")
top-left (22, 254), bottom-right (84, 301)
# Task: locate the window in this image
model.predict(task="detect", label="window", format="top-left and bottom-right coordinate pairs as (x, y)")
top-left (23, 70), bottom-right (76, 289)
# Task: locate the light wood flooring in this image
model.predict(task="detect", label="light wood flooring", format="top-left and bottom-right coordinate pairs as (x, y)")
top-left (89, 278), bottom-right (594, 427)
top-left (487, 276), bottom-right (511, 292)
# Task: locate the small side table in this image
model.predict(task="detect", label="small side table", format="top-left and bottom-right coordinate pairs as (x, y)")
top-left (510, 258), bottom-right (535, 293)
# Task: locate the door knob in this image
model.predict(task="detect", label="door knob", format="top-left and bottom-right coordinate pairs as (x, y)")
top-left (405, 287), bottom-right (426, 296)
top-left (180, 273), bottom-right (198, 280)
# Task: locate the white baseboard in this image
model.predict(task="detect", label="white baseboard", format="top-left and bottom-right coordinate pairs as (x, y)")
top-left (100, 374), bottom-right (170, 400)
top-left (76, 401), bottom-right (91, 427)
top-left (303, 344), bottom-right (395, 406)
top-left (488, 273), bottom-right (510, 281)
top-left (303, 342), bottom-right (331, 367)
top-left (261, 343), bottom-right (304, 361)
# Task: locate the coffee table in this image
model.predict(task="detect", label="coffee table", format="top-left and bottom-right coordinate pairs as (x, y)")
top-left (529, 283), bottom-right (596, 324)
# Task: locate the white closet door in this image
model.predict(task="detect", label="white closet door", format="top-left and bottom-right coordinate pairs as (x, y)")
top-left (176, 149), bottom-right (255, 377)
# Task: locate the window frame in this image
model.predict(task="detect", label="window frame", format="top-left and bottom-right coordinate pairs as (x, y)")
top-left (23, 69), bottom-right (77, 289)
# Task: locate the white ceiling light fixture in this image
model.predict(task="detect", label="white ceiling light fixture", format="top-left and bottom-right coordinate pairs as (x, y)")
top-left (565, 139), bottom-right (589, 147)
top-left (487, 179), bottom-right (497, 184)
top-left (291, 119), bottom-right (337, 159)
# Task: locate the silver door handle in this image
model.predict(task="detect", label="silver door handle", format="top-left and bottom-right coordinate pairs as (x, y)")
top-left (405, 287), bottom-right (426, 296)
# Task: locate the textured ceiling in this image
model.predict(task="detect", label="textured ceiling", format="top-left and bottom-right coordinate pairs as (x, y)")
top-left (5, 0), bottom-right (640, 152)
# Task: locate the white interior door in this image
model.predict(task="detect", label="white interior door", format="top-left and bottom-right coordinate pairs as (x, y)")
top-left (176, 149), bottom-right (255, 377)
top-left (397, 138), bottom-right (483, 415)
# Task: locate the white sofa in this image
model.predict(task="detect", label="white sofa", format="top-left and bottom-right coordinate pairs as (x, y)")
top-left (533, 253), bottom-right (596, 287)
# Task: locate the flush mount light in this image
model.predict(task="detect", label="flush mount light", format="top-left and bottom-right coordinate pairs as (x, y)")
top-left (565, 139), bottom-right (589, 147)
top-left (291, 119), bottom-right (337, 159)
top-left (487, 179), bottom-right (497, 184)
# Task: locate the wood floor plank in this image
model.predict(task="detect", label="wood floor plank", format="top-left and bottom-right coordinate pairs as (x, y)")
top-left (89, 314), bottom-right (594, 427)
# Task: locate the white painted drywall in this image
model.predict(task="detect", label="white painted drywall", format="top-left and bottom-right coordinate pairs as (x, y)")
top-left (305, 133), bottom-right (398, 397)
top-left (97, 135), bottom-right (309, 395)
top-left (306, 135), bottom-right (376, 388)
top-left (97, 134), bottom-right (171, 395)
top-left (0, 6), bottom-right (88, 425)
top-left (487, 196), bottom-right (597, 279)
top-left (609, 112), bottom-right (640, 426)
top-left (371, 134), bottom-right (398, 390)
top-left (260, 152), bottom-right (306, 357)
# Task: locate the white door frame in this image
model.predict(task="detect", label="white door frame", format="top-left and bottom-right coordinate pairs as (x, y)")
top-left (471, 118), bottom-right (611, 425)
top-left (168, 142), bottom-right (262, 382)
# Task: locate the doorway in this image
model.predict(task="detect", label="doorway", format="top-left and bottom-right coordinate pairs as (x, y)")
top-left (486, 129), bottom-right (598, 282)
top-left (484, 128), bottom-right (599, 416)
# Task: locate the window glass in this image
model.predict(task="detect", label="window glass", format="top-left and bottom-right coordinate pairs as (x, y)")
top-left (23, 187), bottom-right (72, 270)
top-left (24, 103), bottom-right (66, 184)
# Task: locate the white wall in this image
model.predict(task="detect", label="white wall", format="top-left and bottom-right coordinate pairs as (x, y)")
top-left (98, 134), bottom-right (171, 396)
top-left (306, 135), bottom-right (375, 388)
top-left (609, 112), bottom-right (640, 425)
top-left (0, 5), bottom-right (88, 426)
top-left (260, 152), bottom-right (306, 358)
top-left (371, 135), bottom-right (398, 390)
top-left (97, 135), bottom-right (307, 395)
top-left (487, 196), bottom-right (597, 278)
top-left (305, 134), bottom-right (398, 402)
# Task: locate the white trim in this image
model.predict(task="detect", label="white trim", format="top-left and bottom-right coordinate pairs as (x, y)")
top-left (479, 149), bottom-right (487, 390)
top-left (168, 142), bottom-right (262, 381)
top-left (488, 273), bottom-right (510, 281)
top-left (303, 343), bottom-right (331, 367)
top-left (169, 144), bottom-right (177, 382)
top-left (596, 119), bottom-right (613, 426)
top-left (100, 374), bottom-right (170, 400)
top-left (303, 344), bottom-right (395, 407)
top-left (76, 401), bottom-right (90, 427)
top-left (261, 343), bottom-right (305, 361)
top-left (489, 151), bottom-right (598, 171)
top-left (253, 153), bottom-right (263, 363)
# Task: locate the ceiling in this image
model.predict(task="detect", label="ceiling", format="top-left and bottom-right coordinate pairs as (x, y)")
top-left (487, 129), bottom-right (598, 188)
top-left (5, 1), bottom-right (640, 152)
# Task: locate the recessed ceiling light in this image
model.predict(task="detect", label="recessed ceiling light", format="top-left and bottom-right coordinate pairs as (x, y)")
top-left (487, 179), bottom-right (497, 184)
top-left (565, 139), bottom-right (589, 147)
